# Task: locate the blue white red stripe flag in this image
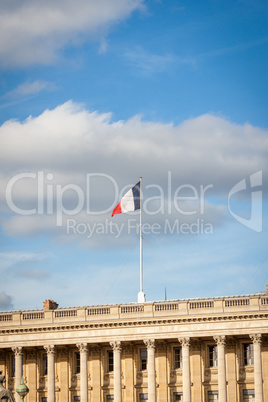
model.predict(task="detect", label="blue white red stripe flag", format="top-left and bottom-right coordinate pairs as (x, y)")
top-left (112, 181), bottom-right (140, 217)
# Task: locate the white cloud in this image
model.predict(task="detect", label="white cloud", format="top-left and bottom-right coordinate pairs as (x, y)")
top-left (0, 0), bottom-right (144, 67)
top-left (0, 101), bottom-right (267, 245)
top-left (0, 292), bottom-right (14, 310)
top-left (0, 101), bottom-right (267, 183)
top-left (2, 80), bottom-right (56, 99)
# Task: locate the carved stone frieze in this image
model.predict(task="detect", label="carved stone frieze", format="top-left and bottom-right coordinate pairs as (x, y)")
top-left (157, 342), bottom-right (167, 353)
top-left (91, 346), bottom-right (101, 356)
top-left (190, 340), bottom-right (201, 351)
top-left (122, 343), bottom-right (134, 355)
top-left (57, 348), bottom-right (69, 358)
top-left (225, 337), bottom-right (237, 350)
top-left (26, 349), bottom-right (37, 360)
top-left (167, 344), bottom-right (172, 353)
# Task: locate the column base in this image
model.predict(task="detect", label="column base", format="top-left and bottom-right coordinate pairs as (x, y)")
top-left (138, 291), bottom-right (146, 303)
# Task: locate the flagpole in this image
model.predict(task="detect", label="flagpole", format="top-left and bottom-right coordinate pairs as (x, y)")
top-left (138, 176), bottom-right (145, 303)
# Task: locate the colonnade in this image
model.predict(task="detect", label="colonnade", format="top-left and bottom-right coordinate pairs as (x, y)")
top-left (11, 334), bottom-right (264, 402)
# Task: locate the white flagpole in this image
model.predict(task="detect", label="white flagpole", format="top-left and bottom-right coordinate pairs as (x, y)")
top-left (138, 176), bottom-right (146, 303)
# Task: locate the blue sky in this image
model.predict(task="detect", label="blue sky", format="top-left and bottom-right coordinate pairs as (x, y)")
top-left (0, 0), bottom-right (268, 311)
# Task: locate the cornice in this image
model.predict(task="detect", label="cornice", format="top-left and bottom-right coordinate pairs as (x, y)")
top-left (0, 312), bottom-right (267, 336)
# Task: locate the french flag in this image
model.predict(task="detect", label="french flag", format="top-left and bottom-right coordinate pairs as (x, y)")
top-left (112, 181), bottom-right (140, 217)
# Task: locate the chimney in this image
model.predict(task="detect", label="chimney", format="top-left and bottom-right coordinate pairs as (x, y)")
top-left (43, 299), bottom-right (59, 311)
top-left (266, 284), bottom-right (268, 295)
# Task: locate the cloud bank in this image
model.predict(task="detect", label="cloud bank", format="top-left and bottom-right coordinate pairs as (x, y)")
top-left (0, 0), bottom-right (144, 67)
top-left (1, 101), bottom-right (267, 245)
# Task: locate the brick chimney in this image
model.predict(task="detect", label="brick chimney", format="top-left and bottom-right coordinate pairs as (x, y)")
top-left (43, 299), bottom-right (58, 310)
top-left (266, 284), bottom-right (268, 295)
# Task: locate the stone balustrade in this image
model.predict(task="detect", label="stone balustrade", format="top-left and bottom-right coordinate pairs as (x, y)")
top-left (0, 294), bottom-right (267, 327)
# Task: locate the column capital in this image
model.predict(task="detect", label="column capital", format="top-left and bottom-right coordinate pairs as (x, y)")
top-left (110, 341), bottom-right (122, 351)
top-left (77, 343), bottom-right (88, 353)
top-left (12, 347), bottom-right (23, 356)
top-left (44, 345), bottom-right (55, 355)
top-left (250, 333), bottom-right (262, 345)
top-left (144, 339), bottom-right (156, 349)
top-left (178, 337), bottom-right (190, 347)
top-left (214, 335), bottom-right (226, 346)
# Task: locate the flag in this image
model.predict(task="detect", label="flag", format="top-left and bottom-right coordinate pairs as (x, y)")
top-left (112, 181), bottom-right (140, 217)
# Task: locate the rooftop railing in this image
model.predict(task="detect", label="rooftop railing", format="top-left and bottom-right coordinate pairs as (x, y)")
top-left (0, 294), bottom-right (267, 327)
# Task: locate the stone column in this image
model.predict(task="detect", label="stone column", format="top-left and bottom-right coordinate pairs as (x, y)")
top-left (110, 341), bottom-right (122, 402)
top-left (144, 339), bottom-right (156, 402)
top-left (77, 343), bottom-right (88, 402)
top-left (44, 345), bottom-right (55, 402)
top-left (214, 336), bottom-right (227, 402)
top-left (178, 338), bottom-right (191, 402)
top-left (250, 334), bottom-right (263, 402)
top-left (12, 347), bottom-right (23, 402)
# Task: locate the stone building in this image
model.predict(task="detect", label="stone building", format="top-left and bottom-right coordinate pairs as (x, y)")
top-left (0, 287), bottom-right (268, 402)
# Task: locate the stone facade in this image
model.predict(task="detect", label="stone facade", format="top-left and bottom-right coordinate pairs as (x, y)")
top-left (0, 288), bottom-right (268, 401)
